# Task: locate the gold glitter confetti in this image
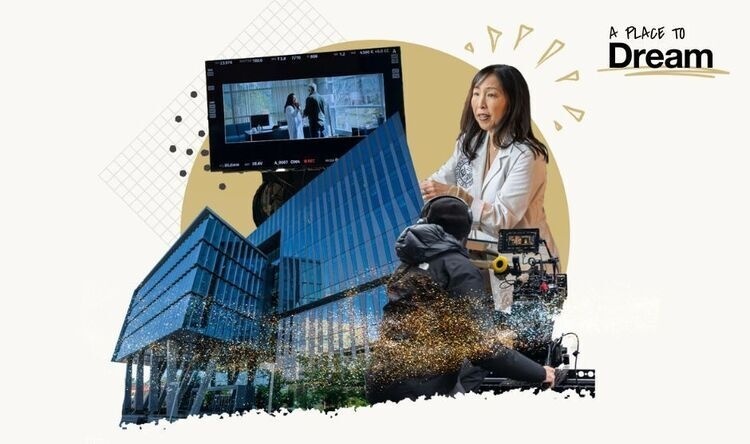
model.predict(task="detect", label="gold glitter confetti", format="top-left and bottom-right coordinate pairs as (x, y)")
top-left (368, 270), bottom-right (515, 388)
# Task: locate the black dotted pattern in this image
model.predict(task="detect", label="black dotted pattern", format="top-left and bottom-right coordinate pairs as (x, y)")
top-left (98, 1), bottom-right (345, 246)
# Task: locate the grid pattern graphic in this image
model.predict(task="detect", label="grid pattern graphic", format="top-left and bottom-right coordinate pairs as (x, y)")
top-left (99, 0), bottom-right (345, 245)
top-left (99, 75), bottom-right (207, 244)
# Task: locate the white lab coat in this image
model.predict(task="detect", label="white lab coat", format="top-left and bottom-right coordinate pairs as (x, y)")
top-left (429, 133), bottom-right (558, 258)
top-left (285, 105), bottom-right (304, 140)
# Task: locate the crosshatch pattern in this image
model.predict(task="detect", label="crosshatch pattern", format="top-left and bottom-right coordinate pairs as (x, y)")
top-left (99, 0), bottom-right (345, 244)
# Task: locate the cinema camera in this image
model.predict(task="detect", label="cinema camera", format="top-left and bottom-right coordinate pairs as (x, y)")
top-left (469, 229), bottom-right (594, 395)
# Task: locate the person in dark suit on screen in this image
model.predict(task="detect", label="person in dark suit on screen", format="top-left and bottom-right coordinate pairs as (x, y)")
top-left (303, 82), bottom-right (326, 138)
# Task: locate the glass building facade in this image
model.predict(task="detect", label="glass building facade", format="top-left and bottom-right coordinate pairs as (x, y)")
top-left (114, 116), bottom-right (423, 411)
top-left (249, 117), bottom-right (420, 310)
top-left (275, 287), bottom-right (388, 363)
top-left (113, 209), bottom-right (270, 362)
top-left (248, 116), bottom-right (422, 373)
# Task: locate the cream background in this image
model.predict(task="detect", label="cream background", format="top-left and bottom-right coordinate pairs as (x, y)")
top-left (0, 0), bottom-right (747, 442)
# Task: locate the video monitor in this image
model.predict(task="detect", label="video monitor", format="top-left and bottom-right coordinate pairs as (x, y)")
top-left (498, 229), bottom-right (540, 254)
top-left (250, 114), bottom-right (270, 128)
top-left (205, 46), bottom-right (406, 172)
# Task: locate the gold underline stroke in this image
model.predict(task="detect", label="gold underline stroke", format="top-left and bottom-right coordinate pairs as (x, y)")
top-left (624, 70), bottom-right (715, 78)
top-left (597, 67), bottom-right (730, 75)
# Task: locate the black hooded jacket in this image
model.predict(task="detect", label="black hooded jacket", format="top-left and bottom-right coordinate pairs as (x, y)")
top-left (395, 224), bottom-right (487, 301)
top-left (365, 223), bottom-right (546, 404)
top-left (393, 224), bottom-right (495, 329)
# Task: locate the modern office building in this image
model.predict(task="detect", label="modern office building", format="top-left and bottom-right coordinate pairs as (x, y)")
top-left (248, 116), bottom-right (422, 378)
top-left (114, 116), bottom-right (423, 421)
top-left (113, 208), bottom-right (273, 421)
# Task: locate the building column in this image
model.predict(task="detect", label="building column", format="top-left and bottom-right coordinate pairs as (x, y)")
top-left (348, 300), bottom-right (356, 356)
top-left (165, 340), bottom-right (179, 420)
top-left (233, 370), bottom-right (250, 411)
top-left (148, 348), bottom-right (160, 415)
top-left (189, 360), bottom-right (216, 416)
top-left (134, 351), bottom-right (144, 412)
top-left (122, 357), bottom-right (132, 414)
top-left (267, 363), bottom-right (276, 413)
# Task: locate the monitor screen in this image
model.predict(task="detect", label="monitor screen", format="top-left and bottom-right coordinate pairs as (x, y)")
top-left (205, 46), bottom-right (406, 172)
top-left (250, 114), bottom-right (270, 129)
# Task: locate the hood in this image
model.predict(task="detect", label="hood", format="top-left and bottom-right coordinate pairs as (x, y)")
top-left (395, 223), bottom-right (468, 265)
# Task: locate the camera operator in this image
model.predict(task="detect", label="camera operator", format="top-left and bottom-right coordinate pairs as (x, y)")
top-left (366, 196), bottom-right (554, 404)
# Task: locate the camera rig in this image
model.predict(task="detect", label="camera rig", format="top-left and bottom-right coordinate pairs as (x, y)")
top-left (467, 229), bottom-right (595, 396)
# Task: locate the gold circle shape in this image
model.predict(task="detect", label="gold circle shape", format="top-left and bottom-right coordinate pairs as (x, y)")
top-left (182, 40), bottom-right (570, 271)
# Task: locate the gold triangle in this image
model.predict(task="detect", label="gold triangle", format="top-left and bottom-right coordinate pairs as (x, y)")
top-left (563, 105), bottom-right (585, 122)
top-left (464, 42), bottom-right (474, 53)
top-left (555, 70), bottom-right (580, 82)
top-left (514, 24), bottom-right (534, 50)
top-left (487, 26), bottom-right (502, 53)
top-left (554, 121), bottom-right (563, 131)
top-left (536, 39), bottom-right (565, 67)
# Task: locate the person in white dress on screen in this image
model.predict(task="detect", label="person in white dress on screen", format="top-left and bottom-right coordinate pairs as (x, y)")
top-left (284, 93), bottom-right (304, 140)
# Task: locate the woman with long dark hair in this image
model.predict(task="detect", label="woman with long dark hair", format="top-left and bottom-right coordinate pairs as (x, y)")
top-left (420, 64), bottom-right (557, 257)
top-left (284, 93), bottom-right (304, 140)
